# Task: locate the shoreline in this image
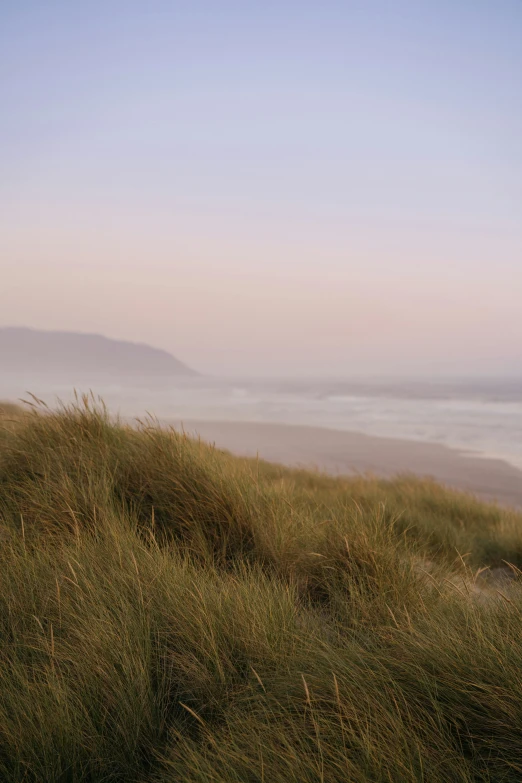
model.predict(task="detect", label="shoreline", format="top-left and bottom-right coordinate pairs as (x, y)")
top-left (161, 418), bottom-right (522, 509)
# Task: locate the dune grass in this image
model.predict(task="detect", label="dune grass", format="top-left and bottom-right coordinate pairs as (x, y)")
top-left (0, 397), bottom-right (522, 781)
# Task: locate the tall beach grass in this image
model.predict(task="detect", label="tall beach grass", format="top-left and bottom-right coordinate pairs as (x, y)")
top-left (0, 397), bottom-right (521, 781)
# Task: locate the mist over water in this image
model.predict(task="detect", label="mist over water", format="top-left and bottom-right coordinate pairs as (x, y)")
top-left (3, 374), bottom-right (522, 470)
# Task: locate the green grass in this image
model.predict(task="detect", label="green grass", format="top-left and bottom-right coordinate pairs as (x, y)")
top-left (1, 396), bottom-right (522, 781)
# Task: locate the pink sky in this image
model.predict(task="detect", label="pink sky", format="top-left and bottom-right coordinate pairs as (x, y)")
top-left (1, 2), bottom-right (521, 376)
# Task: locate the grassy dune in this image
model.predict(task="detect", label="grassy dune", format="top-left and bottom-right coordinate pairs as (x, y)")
top-left (1, 397), bottom-right (522, 782)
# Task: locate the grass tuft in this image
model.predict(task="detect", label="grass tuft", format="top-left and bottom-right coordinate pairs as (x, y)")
top-left (0, 398), bottom-right (521, 781)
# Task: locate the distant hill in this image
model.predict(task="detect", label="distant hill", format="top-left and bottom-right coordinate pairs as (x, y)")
top-left (0, 327), bottom-right (198, 378)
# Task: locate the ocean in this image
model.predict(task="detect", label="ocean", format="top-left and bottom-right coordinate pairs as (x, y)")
top-left (6, 375), bottom-right (520, 470)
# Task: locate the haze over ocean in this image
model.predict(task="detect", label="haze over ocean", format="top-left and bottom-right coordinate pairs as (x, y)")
top-left (3, 372), bottom-right (521, 470)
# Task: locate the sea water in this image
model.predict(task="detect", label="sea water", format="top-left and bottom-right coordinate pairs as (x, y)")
top-left (9, 376), bottom-right (520, 470)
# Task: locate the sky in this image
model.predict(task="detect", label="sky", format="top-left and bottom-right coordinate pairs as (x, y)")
top-left (1, 0), bottom-right (521, 376)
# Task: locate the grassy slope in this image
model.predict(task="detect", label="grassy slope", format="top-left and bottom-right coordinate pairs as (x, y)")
top-left (1, 398), bottom-right (522, 782)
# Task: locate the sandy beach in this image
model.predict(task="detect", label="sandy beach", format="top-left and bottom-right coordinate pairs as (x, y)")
top-left (165, 419), bottom-right (522, 509)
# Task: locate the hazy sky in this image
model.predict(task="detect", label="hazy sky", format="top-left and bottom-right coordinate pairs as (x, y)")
top-left (1, 0), bottom-right (521, 376)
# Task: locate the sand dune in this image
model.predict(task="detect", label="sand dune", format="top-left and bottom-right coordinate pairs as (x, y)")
top-left (165, 419), bottom-right (522, 508)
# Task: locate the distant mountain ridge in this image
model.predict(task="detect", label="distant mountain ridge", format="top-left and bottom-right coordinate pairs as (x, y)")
top-left (0, 327), bottom-right (197, 378)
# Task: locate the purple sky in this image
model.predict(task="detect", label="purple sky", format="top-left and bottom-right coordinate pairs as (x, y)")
top-left (1, 1), bottom-right (521, 375)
